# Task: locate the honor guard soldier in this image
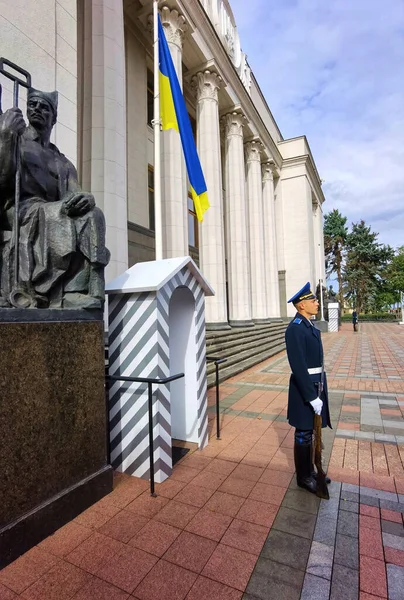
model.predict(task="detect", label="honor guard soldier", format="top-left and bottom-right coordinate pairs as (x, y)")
top-left (285, 283), bottom-right (332, 494)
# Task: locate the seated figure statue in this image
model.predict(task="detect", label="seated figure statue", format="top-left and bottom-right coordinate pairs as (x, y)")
top-left (0, 87), bottom-right (110, 309)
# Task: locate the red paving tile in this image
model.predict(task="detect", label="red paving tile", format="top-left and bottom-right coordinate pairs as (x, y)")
top-left (129, 520), bottom-right (181, 557)
top-left (134, 559), bottom-right (197, 600)
top-left (155, 479), bottom-right (187, 499)
top-left (230, 464), bottom-right (265, 482)
top-left (359, 527), bottom-right (384, 560)
top-left (359, 556), bottom-right (387, 598)
top-left (185, 508), bottom-right (232, 542)
top-left (66, 532), bottom-right (125, 575)
top-left (73, 506), bottom-right (114, 530)
top-left (126, 492), bottom-right (169, 519)
top-left (0, 583), bottom-right (18, 599)
top-left (384, 547), bottom-right (404, 567)
top-left (360, 505), bottom-right (380, 518)
top-left (236, 498), bottom-right (279, 527)
top-left (204, 458), bottom-right (238, 477)
top-left (201, 543), bottom-right (257, 591)
top-left (94, 545), bottom-right (157, 593)
top-left (163, 531), bottom-right (217, 573)
top-left (72, 577), bottom-right (130, 599)
top-left (172, 483), bottom-right (215, 508)
top-left (360, 515), bottom-right (381, 532)
top-left (220, 518), bottom-right (268, 555)
top-left (154, 500), bottom-right (199, 529)
top-left (205, 491), bottom-right (245, 517)
top-left (249, 482), bottom-right (286, 506)
top-left (360, 473), bottom-right (396, 493)
top-left (38, 522), bottom-right (93, 557)
top-left (20, 561), bottom-right (92, 600)
top-left (0, 547), bottom-right (60, 594)
top-left (170, 466), bottom-right (200, 483)
top-left (381, 508), bottom-right (402, 523)
top-left (186, 575), bottom-right (243, 600)
top-left (258, 468), bottom-right (294, 487)
top-left (98, 509), bottom-right (149, 543)
top-left (179, 455), bottom-right (212, 471)
top-left (218, 475), bottom-right (257, 498)
top-left (190, 470), bottom-right (228, 491)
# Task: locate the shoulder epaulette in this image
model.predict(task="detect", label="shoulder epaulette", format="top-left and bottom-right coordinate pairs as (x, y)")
top-left (293, 318), bottom-right (302, 324)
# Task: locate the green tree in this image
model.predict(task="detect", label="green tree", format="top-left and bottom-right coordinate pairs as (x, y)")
top-left (385, 246), bottom-right (404, 295)
top-left (323, 209), bottom-right (348, 307)
top-left (343, 220), bottom-right (394, 313)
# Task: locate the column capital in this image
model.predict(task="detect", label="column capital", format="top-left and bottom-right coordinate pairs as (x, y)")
top-left (245, 140), bottom-right (263, 163)
top-left (221, 112), bottom-right (246, 138)
top-left (262, 161), bottom-right (275, 182)
top-left (192, 70), bottom-right (222, 103)
top-left (160, 6), bottom-right (187, 49)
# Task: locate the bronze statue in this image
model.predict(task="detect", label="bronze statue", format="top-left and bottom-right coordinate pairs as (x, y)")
top-left (0, 84), bottom-right (109, 309)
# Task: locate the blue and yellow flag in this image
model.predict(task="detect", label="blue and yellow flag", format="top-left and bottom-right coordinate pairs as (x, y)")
top-left (158, 16), bottom-right (209, 222)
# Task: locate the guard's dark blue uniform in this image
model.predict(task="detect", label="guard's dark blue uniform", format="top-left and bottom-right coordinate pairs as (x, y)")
top-left (285, 313), bottom-right (331, 431)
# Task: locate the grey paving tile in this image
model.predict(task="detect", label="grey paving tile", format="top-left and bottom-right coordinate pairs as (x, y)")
top-left (300, 573), bottom-right (331, 600)
top-left (383, 532), bottom-right (404, 551)
top-left (360, 494), bottom-right (380, 508)
top-left (341, 490), bottom-right (359, 503)
top-left (334, 533), bottom-right (359, 570)
top-left (399, 494), bottom-right (404, 504)
top-left (337, 510), bottom-right (358, 538)
top-left (328, 481), bottom-right (342, 500)
top-left (330, 564), bottom-right (358, 600)
top-left (379, 499), bottom-right (403, 512)
top-left (246, 558), bottom-right (303, 600)
top-left (375, 433), bottom-right (397, 443)
top-left (306, 541), bottom-right (334, 580)
top-left (339, 499), bottom-right (358, 513)
top-left (261, 529), bottom-right (311, 571)
top-left (336, 430), bottom-right (355, 439)
top-left (395, 436), bottom-right (404, 444)
top-left (387, 564), bottom-right (404, 600)
top-left (360, 486), bottom-right (398, 502)
top-left (379, 399), bottom-right (398, 406)
top-left (382, 520), bottom-right (404, 538)
top-left (354, 431), bottom-right (375, 441)
top-left (272, 506), bottom-right (317, 540)
top-left (282, 489), bottom-right (321, 516)
top-left (313, 513), bottom-right (338, 546)
top-left (342, 483), bottom-right (360, 493)
top-left (382, 420), bottom-right (404, 430)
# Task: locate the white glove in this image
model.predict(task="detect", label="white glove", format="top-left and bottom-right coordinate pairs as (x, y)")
top-left (310, 398), bottom-right (323, 415)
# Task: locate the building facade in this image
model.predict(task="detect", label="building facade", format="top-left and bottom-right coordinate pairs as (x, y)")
top-left (0, 0), bottom-right (326, 323)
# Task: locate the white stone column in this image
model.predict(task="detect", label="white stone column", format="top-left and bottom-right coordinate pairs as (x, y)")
top-left (262, 163), bottom-right (281, 318)
top-left (222, 113), bottom-right (252, 326)
top-left (193, 70), bottom-right (227, 327)
top-left (160, 6), bottom-right (188, 258)
top-left (81, 0), bottom-right (128, 282)
top-left (245, 141), bottom-right (267, 321)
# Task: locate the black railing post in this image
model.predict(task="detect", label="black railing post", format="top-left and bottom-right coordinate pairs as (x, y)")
top-left (206, 356), bottom-right (227, 440)
top-left (106, 372), bottom-right (184, 497)
top-left (147, 381), bottom-right (156, 497)
top-left (215, 362), bottom-right (220, 440)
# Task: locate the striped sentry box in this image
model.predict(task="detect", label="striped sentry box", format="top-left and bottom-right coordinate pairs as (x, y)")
top-left (106, 257), bottom-right (214, 483)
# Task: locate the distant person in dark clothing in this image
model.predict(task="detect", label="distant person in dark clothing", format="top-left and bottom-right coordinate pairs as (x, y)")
top-left (352, 310), bottom-right (358, 332)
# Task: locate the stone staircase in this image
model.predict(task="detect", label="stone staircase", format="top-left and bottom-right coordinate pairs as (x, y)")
top-left (206, 321), bottom-right (287, 387)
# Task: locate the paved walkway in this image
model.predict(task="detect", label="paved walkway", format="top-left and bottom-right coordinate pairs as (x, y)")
top-left (1, 323), bottom-right (404, 599)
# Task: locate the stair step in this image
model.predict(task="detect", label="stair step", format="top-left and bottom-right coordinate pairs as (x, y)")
top-left (207, 342), bottom-right (286, 387)
top-left (206, 336), bottom-right (285, 374)
top-left (206, 323), bottom-right (285, 346)
top-left (207, 331), bottom-right (285, 358)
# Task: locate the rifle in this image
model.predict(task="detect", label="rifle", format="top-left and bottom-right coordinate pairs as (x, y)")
top-left (314, 364), bottom-right (329, 500)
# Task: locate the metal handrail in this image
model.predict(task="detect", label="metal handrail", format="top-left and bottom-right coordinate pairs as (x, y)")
top-left (206, 356), bottom-right (227, 439)
top-left (106, 372), bottom-right (184, 496)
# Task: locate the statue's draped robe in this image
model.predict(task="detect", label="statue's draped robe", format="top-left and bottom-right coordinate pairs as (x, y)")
top-left (0, 125), bottom-right (109, 306)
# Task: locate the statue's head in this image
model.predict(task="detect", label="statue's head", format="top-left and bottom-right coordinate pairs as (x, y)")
top-left (27, 88), bottom-right (58, 131)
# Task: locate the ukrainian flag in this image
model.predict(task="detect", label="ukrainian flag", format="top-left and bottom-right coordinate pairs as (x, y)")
top-left (158, 16), bottom-right (209, 222)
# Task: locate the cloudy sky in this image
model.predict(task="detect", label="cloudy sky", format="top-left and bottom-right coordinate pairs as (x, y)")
top-left (230, 0), bottom-right (404, 249)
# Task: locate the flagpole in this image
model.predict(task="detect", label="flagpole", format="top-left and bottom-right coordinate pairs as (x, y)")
top-left (153, 0), bottom-right (163, 260)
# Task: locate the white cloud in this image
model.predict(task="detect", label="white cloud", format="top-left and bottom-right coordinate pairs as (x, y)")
top-left (230, 0), bottom-right (404, 247)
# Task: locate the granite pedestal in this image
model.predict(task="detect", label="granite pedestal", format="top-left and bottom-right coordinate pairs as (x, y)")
top-left (0, 310), bottom-right (113, 568)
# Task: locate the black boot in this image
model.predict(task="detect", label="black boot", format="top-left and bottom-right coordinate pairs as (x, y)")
top-left (294, 442), bottom-right (317, 494)
top-left (312, 470), bottom-right (331, 485)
